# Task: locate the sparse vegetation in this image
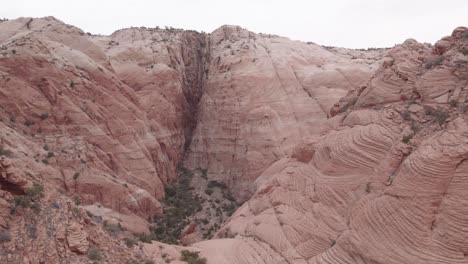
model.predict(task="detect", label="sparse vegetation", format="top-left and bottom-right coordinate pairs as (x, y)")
top-left (152, 166), bottom-right (203, 244)
top-left (200, 168), bottom-right (208, 179)
top-left (0, 230), bottom-right (11, 243)
top-left (39, 113), bottom-right (49, 120)
top-left (0, 146), bottom-right (13, 157)
top-left (24, 119), bottom-right (35, 126)
top-left (207, 180), bottom-right (227, 189)
top-left (461, 48), bottom-right (468, 55)
top-left (11, 182), bottom-right (44, 213)
top-left (124, 237), bottom-right (137, 248)
top-left (449, 100), bottom-right (458, 107)
top-left (365, 182), bottom-right (371, 193)
top-left (152, 165), bottom-right (238, 244)
top-left (402, 134), bottom-right (412, 144)
top-left (103, 220), bottom-right (122, 236)
top-left (87, 246), bottom-right (102, 261)
top-left (73, 172), bottom-right (80, 180)
top-left (73, 196), bottom-right (81, 205)
top-left (425, 107), bottom-right (448, 126)
top-left (400, 110), bottom-right (411, 121)
top-left (133, 232), bottom-right (152, 243)
top-left (27, 223), bottom-right (37, 239)
top-left (180, 250), bottom-right (207, 264)
top-left (424, 56), bottom-right (444, 69)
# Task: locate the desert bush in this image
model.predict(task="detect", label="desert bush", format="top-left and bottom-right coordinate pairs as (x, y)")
top-left (124, 237), bottom-right (137, 248)
top-left (73, 196), bottom-right (80, 205)
top-left (461, 48), bottom-right (468, 55)
top-left (24, 119), bottom-right (35, 126)
top-left (73, 172), bottom-right (80, 180)
top-left (180, 250), bottom-right (207, 264)
top-left (400, 110), bottom-right (411, 121)
top-left (51, 200), bottom-right (60, 209)
top-left (87, 246), bottom-right (102, 261)
top-left (426, 108), bottom-right (448, 126)
top-left (207, 180), bottom-right (227, 189)
top-left (27, 224), bottom-right (37, 239)
top-left (449, 100), bottom-right (458, 107)
top-left (425, 56), bottom-right (444, 69)
top-left (200, 168), bottom-right (208, 179)
top-left (0, 230), bottom-right (11, 243)
top-left (134, 233), bottom-right (152, 243)
top-left (103, 221), bottom-right (122, 236)
top-left (402, 135), bottom-right (412, 144)
top-left (152, 165), bottom-right (202, 244)
top-left (39, 113), bottom-right (49, 120)
top-left (0, 146), bottom-right (12, 157)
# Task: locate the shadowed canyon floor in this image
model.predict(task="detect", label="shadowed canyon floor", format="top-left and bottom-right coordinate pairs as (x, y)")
top-left (0, 16), bottom-right (467, 264)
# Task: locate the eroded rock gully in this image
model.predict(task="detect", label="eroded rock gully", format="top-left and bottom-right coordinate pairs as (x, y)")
top-left (0, 16), bottom-right (467, 264)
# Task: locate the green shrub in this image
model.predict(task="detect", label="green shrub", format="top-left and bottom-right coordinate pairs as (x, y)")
top-left (27, 224), bottom-right (37, 239)
top-left (425, 56), bottom-right (444, 69)
top-left (426, 108), bottom-right (448, 126)
top-left (0, 146), bottom-right (12, 157)
top-left (73, 196), bottom-right (81, 205)
top-left (103, 221), bottom-right (122, 236)
top-left (24, 119), bottom-right (35, 126)
top-left (134, 233), bottom-right (152, 243)
top-left (124, 237), bottom-right (137, 248)
top-left (0, 230), bottom-right (11, 243)
top-left (461, 48), bottom-right (468, 55)
top-left (87, 246), bottom-right (102, 261)
top-left (152, 165), bottom-right (203, 244)
top-left (207, 180), bottom-right (227, 189)
top-left (200, 168), bottom-right (208, 179)
top-left (449, 100), bottom-right (458, 107)
top-left (402, 135), bottom-right (412, 144)
top-left (39, 113), bottom-right (49, 120)
top-left (399, 111), bottom-right (411, 121)
top-left (180, 250), bottom-right (207, 264)
top-left (165, 187), bottom-right (176, 197)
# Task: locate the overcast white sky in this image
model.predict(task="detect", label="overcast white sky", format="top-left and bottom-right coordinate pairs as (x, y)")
top-left (2, 0), bottom-right (467, 48)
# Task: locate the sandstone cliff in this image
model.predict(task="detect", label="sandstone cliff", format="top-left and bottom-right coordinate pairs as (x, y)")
top-left (200, 26), bottom-right (468, 264)
top-left (0, 15), bottom-right (466, 264)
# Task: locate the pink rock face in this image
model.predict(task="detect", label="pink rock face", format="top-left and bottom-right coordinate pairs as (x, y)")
top-left (184, 25), bottom-right (383, 201)
top-left (0, 17), bottom-right (207, 226)
top-left (0, 16), bottom-right (467, 264)
top-left (200, 26), bottom-right (468, 264)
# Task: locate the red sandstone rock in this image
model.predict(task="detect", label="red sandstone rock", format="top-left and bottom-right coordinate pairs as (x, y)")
top-left (0, 16), bottom-right (467, 264)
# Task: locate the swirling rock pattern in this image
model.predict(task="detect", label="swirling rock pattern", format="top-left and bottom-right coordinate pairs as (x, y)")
top-left (184, 26), bottom-right (382, 201)
top-left (0, 15), bottom-right (467, 264)
top-left (197, 26), bottom-right (468, 264)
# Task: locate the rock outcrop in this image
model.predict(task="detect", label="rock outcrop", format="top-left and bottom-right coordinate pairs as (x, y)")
top-left (201, 26), bottom-right (468, 264)
top-left (184, 25), bottom-right (383, 201)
